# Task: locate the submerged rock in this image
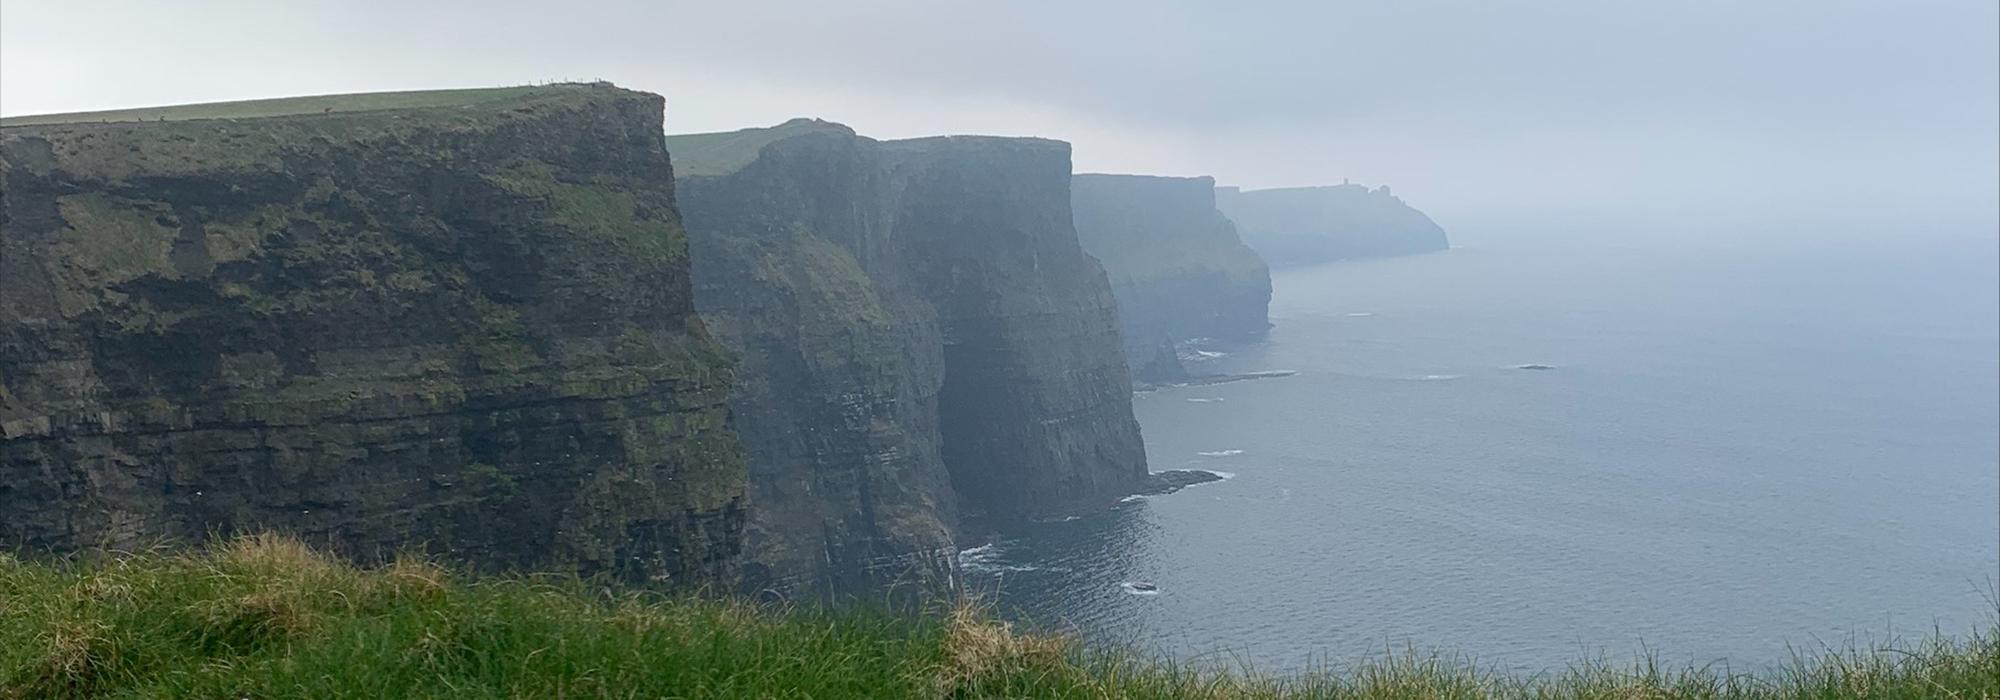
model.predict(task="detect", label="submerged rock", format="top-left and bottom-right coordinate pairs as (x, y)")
top-left (1138, 469), bottom-right (1229, 495)
top-left (1120, 580), bottom-right (1162, 595)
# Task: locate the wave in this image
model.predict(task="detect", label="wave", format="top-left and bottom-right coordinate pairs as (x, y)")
top-left (1196, 449), bottom-right (1245, 457)
top-left (1344, 312), bottom-right (1376, 317)
top-left (957, 542), bottom-right (1042, 573)
top-left (1118, 494), bottom-right (1150, 503)
top-left (1185, 397), bottom-right (1225, 403)
top-left (1415, 374), bottom-right (1463, 381)
top-left (1207, 470), bottom-right (1238, 480)
top-left (1190, 350), bottom-right (1228, 359)
top-left (964, 561), bottom-right (1042, 573)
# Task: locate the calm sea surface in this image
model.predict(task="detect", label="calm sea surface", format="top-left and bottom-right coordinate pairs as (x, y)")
top-left (963, 222), bottom-right (2000, 674)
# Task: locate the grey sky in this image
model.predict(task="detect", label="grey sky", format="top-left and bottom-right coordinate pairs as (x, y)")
top-left (3, 0), bottom-right (1994, 226)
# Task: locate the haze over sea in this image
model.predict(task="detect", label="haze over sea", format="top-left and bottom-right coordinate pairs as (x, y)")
top-left (962, 219), bottom-right (2000, 674)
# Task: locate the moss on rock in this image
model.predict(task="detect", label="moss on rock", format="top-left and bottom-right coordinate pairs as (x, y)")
top-left (0, 83), bottom-right (746, 586)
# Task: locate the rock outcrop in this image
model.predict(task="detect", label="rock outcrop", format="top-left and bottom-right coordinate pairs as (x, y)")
top-left (1214, 184), bottom-right (1448, 267)
top-left (0, 84), bottom-right (746, 585)
top-left (671, 120), bottom-right (1147, 599)
top-left (1072, 174), bottom-right (1270, 383)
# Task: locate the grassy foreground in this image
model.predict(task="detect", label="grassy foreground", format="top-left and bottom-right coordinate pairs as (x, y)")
top-left (2, 536), bottom-right (1992, 699)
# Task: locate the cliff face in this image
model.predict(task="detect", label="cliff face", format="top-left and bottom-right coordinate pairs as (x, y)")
top-left (1072, 174), bottom-right (1270, 382)
top-left (674, 121), bottom-right (958, 598)
top-left (0, 85), bottom-right (746, 585)
top-left (1215, 184), bottom-right (1448, 267)
top-left (882, 137), bottom-right (1146, 518)
top-left (671, 121), bottom-right (1146, 598)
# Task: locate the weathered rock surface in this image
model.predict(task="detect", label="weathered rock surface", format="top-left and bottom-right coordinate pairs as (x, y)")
top-left (1072, 174), bottom-right (1270, 383)
top-left (0, 84), bottom-right (746, 585)
top-left (671, 120), bottom-right (1147, 598)
top-left (1215, 184), bottom-right (1449, 267)
top-left (673, 120), bottom-right (957, 598)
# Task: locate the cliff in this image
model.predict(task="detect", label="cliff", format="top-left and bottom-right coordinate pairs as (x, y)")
top-left (670, 120), bottom-right (1146, 598)
top-left (1214, 184), bottom-right (1448, 267)
top-left (1072, 174), bottom-right (1270, 382)
top-left (672, 120), bottom-right (959, 597)
top-left (0, 84), bottom-right (747, 585)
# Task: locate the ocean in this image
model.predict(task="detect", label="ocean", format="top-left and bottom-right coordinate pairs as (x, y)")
top-left (961, 221), bottom-right (2000, 674)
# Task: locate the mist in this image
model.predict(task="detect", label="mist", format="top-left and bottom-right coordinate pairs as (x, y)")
top-left (3, 0), bottom-right (1994, 230)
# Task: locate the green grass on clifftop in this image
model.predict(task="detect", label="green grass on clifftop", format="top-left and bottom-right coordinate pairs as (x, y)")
top-left (0, 84), bottom-right (597, 126)
top-left (668, 118), bottom-right (856, 177)
top-left (3, 536), bottom-right (1994, 699)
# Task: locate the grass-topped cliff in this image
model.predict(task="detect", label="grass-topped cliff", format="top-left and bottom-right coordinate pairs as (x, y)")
top-left (0, 85), bottom-right (586, 126)
top-left (4, 535), bottom-right (1993, 699)
top-left (1, 83), bottom-right (745, 584)
top-left (666, 117), bottom-right (855, 177)
top-left (667, 120), bottom-right (1146, 600)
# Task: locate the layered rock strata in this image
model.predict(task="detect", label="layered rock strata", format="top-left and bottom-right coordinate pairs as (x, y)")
top-left (672, 120), bottom-right (1147, 598)
top-left (0, 84), bottom-right (746, 585)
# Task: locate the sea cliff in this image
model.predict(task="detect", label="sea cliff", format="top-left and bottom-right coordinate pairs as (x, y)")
top-left (0, 84), bottom-right (746, 584)
top-left (1072, 174), bottom-right (1270, 382)
top-left (672, 120), bottom-right (1147, 598)
top-left (1215, 184), bottom-right (1448, 267)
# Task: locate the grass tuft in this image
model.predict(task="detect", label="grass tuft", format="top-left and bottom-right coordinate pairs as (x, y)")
top-left (932, 602), bottom-right (1075, 695)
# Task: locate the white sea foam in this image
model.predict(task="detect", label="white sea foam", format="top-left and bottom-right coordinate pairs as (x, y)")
top-left (1191, 350), bottom-right (1228, 359)
top-left (1119, 494), bottom-right (1150, 503)
top-left (958, 542), bottom-right (1041, 572)
top-left (1207, 470), bottom-right (1238, 480)
top-left (1344, 312), bottom-right (1376, 317)
top-left (1185, 397), bottom-right (1225, 403)
top-left (965, 561), bottom-right (1042, 573)
top-left (1416, 374), bottom-right (1463, 381)
top-left (1197, 449), bottom-right (1245, 457)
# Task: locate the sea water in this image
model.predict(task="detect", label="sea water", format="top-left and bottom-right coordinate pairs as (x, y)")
top-left (962, 221), bottom-right (2000, 674)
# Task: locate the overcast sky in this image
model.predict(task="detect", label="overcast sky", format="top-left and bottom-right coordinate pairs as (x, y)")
top-left (3, 0), bottom-right (1995, 227)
